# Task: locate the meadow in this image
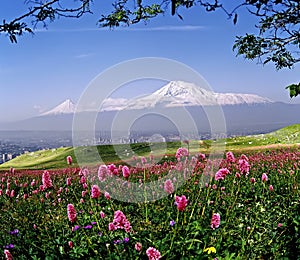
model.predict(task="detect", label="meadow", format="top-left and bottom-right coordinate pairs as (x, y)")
top-left (0, 143), bottom-right (299, 259)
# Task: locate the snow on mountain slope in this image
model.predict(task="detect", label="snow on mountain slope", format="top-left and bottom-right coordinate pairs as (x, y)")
top-left (215, 93), bottom-right (273, 105)
top-left (125, 80), bottom-right (272, 109)
top-left (41, 99), bottom-right (76, 116)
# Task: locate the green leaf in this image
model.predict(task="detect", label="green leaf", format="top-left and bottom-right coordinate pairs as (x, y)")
top-left (286, 83), bottom-right (300, 98)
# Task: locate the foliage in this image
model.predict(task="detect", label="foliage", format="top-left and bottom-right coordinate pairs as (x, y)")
top-left (0, 146), bottom-right (299, 259)
top-left (0, 0), bottom-right (299, 96)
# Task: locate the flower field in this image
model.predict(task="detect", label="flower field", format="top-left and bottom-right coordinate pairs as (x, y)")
top-left (0, 147), bottom-right (299, 259)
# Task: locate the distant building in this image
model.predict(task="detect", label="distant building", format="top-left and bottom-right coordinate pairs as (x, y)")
top-left (2, 153), bottom-right (13, 163)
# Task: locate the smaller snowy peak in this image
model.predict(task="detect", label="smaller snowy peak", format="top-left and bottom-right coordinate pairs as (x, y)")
top-left (41, 99), bottom-right (76, 116)
top-left (215, 93), bottom-right (273, 105)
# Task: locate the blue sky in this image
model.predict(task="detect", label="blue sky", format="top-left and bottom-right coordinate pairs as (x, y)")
top-left (0, 1), bottom-right (299, 122)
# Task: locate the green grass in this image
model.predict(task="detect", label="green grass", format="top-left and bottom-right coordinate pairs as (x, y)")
top-left (223, 124), bottom-right (300, 149)
top-left (1, 124), bottom-right (300, 170)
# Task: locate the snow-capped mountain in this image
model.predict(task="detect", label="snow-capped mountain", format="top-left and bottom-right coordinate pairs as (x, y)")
top-left (150, 81), bottom-right (273, 106)
top-left (40, 81), bottom-right (273, 116)
top-left (122, 81), bottom-right (273, 109)
top-left (41, 99), bottom-right (76, 116)
top-left (3, 81), bottom-right (299, 133)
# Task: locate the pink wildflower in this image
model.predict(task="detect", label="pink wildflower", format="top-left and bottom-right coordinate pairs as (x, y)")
top-left (67, 204), bottom-right (77, 223)
top-left (262, 173), bottom-right (268, 182)
top-left (141, 156), bottom-right (147, 164)
top-left (122, 166), bottom-right (130, 178)
top-left (79, 176), bottom-right (86, 184)
top-left (91, 185), bottom-right (101, 199)
top-left (67, 155), bottom-right (73, 165)
top-left (198, 153), bottom-right (206, 160)
top-left (226, 151), bottom-right (235, 163)
top-left (66, 177), bottom-right (71, 186)
top-left (68, 241), bottom-right (74, 248)
top-left (98, 165), bottom-right (110, 182)
top-left (238, 154), bottom-right (250, 174)
top-left (175, 147), bottom-right (189, 160)
top-left (10, 190), bottom-right (15, 198)
top-left (42, 171), bottom-right (53, 189)
top-left (109, 210), bottom-right (131, 233)
top-left (146, 247), bottom-right (161, 260)
top-left (250, 177), bottom-right (256, 183)
top-left (104, 192), bottom-right (111, 200)
top-left (278, 223), bottom-right (283, 227)
top-left (211, 213), bottom-right (221, 229)
top-left (269, 185), bottom-right (274, 191)
top-left (215, 168), bottom-right (230, 181)
top-left (164, 179), bottom-right (174, 194)
top-left (108, 222), bottom-right (116, 231)
top-left (108, 164), bottom-right (117, 173)
top-left (82, 191), bottom-right (87, 197)
top-left (4, 249), bottom-right (13, 260)
top-left (135, 242), bottom-right (142, 252)
top-left (175, 195), bottom-right (188, 211)
top-left (100, 211), bottom-right (105, 219)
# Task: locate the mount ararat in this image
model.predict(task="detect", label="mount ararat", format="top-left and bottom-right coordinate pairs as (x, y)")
top-left (1, 81), bottom-right (299, 136)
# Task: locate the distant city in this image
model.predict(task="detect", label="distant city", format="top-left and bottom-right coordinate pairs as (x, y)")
top-left (0, 127), bottom-right (274, 165)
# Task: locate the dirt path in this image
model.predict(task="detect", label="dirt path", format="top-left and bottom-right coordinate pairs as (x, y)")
top-left (229, 143), bottom-right (300, 152)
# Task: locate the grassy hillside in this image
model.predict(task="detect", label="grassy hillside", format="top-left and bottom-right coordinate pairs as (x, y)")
top-left (224, 123), bottom-right (300, 149)
top-left (1, 124), bottom-right (300, 170)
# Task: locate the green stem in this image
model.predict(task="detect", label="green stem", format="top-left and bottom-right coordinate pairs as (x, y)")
top-left (170, 210), bottom-right (179, 251)
top-left (143, 168), bottom-right (148, 223)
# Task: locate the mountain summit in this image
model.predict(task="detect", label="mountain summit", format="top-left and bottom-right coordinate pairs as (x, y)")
top-left (41, 99), bottom-right (76, 116)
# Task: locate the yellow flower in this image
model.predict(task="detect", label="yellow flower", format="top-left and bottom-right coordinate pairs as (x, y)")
top-left (203, 246), bottom-right (216, 254)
